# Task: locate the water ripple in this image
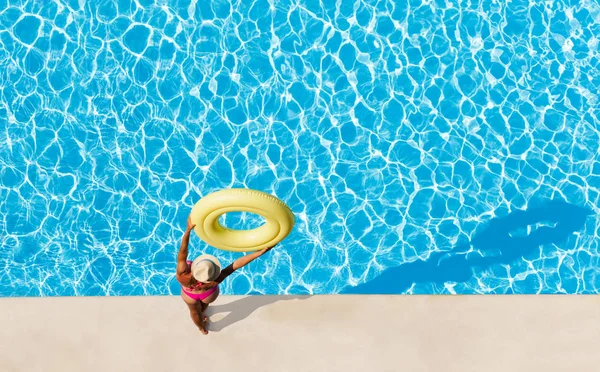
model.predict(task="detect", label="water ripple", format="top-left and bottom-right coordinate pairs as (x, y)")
top-left (0, 0), bottom-right (599, 296)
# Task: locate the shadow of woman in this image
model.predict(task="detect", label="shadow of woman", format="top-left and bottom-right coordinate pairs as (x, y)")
top-left (205, 295), bottom-right (311, 332)
top-left (341, 199), bottom-right (593, 294)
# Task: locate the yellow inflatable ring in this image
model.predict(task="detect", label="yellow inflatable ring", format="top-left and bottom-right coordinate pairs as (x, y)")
top-left (190, 188), bottom-right (295, 252)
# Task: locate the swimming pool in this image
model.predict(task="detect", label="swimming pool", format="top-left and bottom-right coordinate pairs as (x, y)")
top-left (1, 0), bottom-right (599, 296)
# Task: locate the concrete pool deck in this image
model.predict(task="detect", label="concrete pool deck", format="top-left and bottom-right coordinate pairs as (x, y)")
top-left (1, 295), bottom-right (599, 372)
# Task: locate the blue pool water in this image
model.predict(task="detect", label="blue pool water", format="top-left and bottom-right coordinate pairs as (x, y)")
top-left (0, 0), bottom-right (599, 296)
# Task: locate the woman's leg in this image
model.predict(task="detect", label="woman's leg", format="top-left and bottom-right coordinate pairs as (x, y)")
top-left (181, 290), bottom-right (208, 334)
top-left (200, 302), bottom-right (209, 312)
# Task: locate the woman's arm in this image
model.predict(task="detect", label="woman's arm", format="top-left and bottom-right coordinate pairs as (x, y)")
top-left (233, 246), bottom-right (274, 270)
top-left (176, 217), bottom-right (196, 276)
top-left (214, 246), bottom-right (275, 284)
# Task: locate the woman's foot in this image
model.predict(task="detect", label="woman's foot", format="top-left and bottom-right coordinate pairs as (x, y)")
top-left (199, 315), bottom-right (209, 335)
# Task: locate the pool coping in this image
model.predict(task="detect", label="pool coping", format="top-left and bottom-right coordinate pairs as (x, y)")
top-left (1, 294), bottom-right (599, 372)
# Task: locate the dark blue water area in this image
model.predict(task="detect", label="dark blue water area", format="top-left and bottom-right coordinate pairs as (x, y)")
top-left (342, 200), bottom-right (594, 294)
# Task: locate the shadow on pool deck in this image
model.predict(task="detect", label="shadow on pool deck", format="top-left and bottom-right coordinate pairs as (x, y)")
top-left (342, 199), bottom-right (594, 294)
top-left (205, 295), bottom-right (311, 332)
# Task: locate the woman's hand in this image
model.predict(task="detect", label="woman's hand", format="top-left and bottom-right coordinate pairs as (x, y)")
top-left (186, 215), bottom-right (196, 232)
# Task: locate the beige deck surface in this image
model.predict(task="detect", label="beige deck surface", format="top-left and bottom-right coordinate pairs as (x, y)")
top-left (1, 295), bottom-right (599, 372)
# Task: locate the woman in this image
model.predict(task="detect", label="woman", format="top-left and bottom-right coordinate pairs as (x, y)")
top-left (176, 215), bottom-right (273, 334)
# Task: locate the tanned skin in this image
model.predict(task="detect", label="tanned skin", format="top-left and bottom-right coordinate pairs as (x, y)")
top-left (176, 215), bottom-right (274, 334)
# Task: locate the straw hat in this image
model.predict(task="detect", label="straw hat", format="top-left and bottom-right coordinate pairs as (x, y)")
top-left (191, 254), bottom-right (222, 282)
